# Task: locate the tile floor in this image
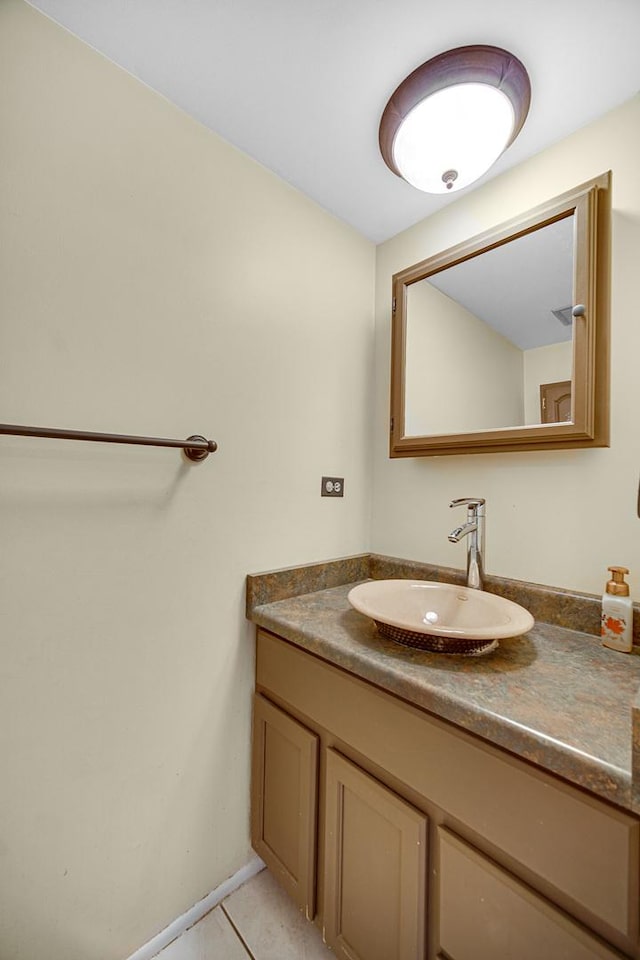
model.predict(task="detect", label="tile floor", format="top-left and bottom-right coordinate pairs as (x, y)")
top-left (154, 868), bottom-right (334, 959)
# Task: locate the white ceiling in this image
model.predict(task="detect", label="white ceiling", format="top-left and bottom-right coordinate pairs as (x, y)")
top-left (27, 0), bottom-right (640, 243)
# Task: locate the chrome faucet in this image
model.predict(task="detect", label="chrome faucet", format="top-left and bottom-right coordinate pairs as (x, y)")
top-left (448, 498), bottom-right (485, 590)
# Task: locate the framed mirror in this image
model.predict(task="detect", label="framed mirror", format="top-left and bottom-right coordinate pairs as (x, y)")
top-left (390, 172), bottom-right (610, 456)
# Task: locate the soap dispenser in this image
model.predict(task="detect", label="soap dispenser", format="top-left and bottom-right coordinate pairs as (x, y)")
top-left (601, 566), bottom-right (633, 653)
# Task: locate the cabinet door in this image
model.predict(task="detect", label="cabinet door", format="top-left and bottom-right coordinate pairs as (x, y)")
top-left (251, 694), bottom-right (319, 918)
top-left (438, 827), bottom-right (623, 960)
top-left (323, 749), bottom-right (428, 960)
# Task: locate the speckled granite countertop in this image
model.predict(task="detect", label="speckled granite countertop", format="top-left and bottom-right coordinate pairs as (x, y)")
top-left (247, 555), bottom-right (640, 815)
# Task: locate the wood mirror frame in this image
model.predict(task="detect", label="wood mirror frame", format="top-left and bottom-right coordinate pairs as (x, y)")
top-left (390, 172), bottom-right (610, 457)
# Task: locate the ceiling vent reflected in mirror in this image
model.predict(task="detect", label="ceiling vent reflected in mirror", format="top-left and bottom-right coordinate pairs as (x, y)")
top-left (552, 305), bottom-right (575, 327)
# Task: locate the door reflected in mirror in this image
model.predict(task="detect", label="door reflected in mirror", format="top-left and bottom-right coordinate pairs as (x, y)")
top-left (390, 173), bottom-right (610, 457)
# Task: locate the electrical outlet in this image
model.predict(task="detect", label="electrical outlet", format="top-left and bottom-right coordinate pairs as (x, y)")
top-left (321, 476), bottom-right (344, 497)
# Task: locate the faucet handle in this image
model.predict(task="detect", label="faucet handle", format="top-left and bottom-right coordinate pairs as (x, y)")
top-left (450, 497), bottom-right (485, 509)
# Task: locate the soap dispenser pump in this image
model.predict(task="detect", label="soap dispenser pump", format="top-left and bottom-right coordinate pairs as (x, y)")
top-left (601, 566), bottom-right (633, 653)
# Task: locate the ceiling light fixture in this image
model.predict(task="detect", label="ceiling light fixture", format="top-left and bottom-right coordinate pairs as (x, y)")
top-left (379, 45), bottom-right (531, 195)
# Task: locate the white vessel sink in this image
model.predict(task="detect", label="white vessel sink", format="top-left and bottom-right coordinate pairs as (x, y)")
top-left (348, 579), bottom-right (534, 655)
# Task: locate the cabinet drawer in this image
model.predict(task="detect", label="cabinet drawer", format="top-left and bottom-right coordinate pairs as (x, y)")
top-left (438, 827), bottom-right (622, 960)
top-left (257, 629), bottom-right (639, 939)
top-left (251, 694), bottom-right (319, 919)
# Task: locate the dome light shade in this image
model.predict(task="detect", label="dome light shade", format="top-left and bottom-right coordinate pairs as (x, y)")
top-left (379, 46), bottom-right (530, 195)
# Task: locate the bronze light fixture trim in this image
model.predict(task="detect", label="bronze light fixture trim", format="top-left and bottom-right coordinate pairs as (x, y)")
top-left (379, 45), bottom-right (531, 194)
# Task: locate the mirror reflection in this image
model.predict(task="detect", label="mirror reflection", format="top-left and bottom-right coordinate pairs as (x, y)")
top-left (404, 215), bottom-right (575, 437)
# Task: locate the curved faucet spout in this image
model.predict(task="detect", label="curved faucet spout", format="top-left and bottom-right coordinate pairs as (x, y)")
top-left (448, 521), bottom-right (477, 544)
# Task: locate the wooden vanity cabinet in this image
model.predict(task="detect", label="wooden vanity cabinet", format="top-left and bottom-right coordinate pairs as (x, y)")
top-left (252, 628), bottom-right (640, 960)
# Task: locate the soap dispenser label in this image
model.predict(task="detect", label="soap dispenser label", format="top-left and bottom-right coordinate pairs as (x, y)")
top-left (601, 612), bottom-right (627, 640)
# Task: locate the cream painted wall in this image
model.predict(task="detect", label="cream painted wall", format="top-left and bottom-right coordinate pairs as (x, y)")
top-left (405, 279), bottom-right (523, 435)
top-left (0, 3), bottom-right (374, 959)
top-left (4, 2), bottom-right (640, 956)
top-left (373, 95), bottom-right (640, 598)
top-left (523, 340), bottom-right (573, 424)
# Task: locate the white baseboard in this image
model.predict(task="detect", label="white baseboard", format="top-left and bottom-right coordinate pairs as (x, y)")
top-left (126, 854), bottom-right (266, 960)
